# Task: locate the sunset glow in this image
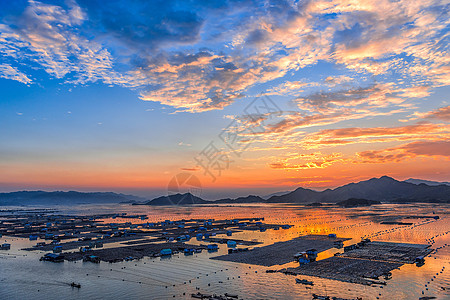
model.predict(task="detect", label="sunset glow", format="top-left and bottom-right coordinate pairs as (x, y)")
top-left (0, 0), bottom-right (449, 198)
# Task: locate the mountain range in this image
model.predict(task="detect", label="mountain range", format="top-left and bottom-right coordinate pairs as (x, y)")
top-left (0, 191), bottom-right (145, 206)
top-left (404, 178), bottom-right (450, 186)
top-left (139, 176), bottom-right (450, 205)
top-left (1, 176), bottom-right (449, 206)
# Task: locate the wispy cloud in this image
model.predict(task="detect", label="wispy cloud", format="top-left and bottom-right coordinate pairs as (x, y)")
top-left (415, 105), bottom-right (450, 121)
top-left (0, 64), bottom-right (31, 84)
top-left (356, 140), bottom-right (450, 163)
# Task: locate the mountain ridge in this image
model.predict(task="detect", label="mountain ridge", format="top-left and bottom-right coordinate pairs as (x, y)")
top-left (1, 176), bottom-right (449, 205)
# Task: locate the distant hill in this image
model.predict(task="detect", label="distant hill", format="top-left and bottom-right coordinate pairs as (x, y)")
top-left (215, 195), bottom-right (265, 204)
top-left (266, 187), bottom-right (320, 203)
top-left (262, 191), bottom-right (291, 200)
top-left (2, 176), bottom-right (450, 206)
top-left (404, 178), bottom-right (450, 186)
top-left (267, 176), bottom-right (450, 204)
top-left (0, 191), bottom-right (147, 205)
top-left (337, 198), bottom-right (381, 207)
top-left (137, 193), bottom-right (210, 206)
top-left (140, 194), bottom-right (265, 206)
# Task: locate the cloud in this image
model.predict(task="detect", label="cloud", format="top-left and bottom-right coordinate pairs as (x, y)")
top-left (266, 80), bottom-right (317, 96)
top-left (297, 122), bottom-right (449, 150)
top-left (269, 152), bottom-right (343, 170)
top-left (178, 142), bottom-right (192, 147)
top-left (324, 75), bottom-right (354, 86)
top-left (416, 106), bottom-right (450, 121)
top-left (180, 167), bottom-right (200, 171)
top-left (293, 83), bottom-right (405, 113)
top-left (357, 140), bottom-right (450, 163)
top-left (0, 0), bottom-right (448, 112)
top-left (314, 123), bottom-right (444, 139)
top-left (0, 64), bottom-right (31, 84)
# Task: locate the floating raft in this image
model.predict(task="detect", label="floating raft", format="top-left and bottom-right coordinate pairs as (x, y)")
top-left (211, 235), bottom-right (350, 267)
top-left (284, 241), bottom-right (433, 285)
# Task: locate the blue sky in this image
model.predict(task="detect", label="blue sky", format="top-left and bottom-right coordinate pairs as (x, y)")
top-left (0, 0), bottom-right (449, 198)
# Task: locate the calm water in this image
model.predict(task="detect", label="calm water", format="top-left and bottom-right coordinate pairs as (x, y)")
top-left (0, 203), bottom-right (449, 300)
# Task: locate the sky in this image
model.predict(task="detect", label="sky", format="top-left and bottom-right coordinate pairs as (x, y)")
top-left (0, 0), bottom-right (449, 199)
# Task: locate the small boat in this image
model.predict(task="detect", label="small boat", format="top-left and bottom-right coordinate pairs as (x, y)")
top-left (191, 292), bottom-right (212, 299)
top-left (313, 294), bottom-right (330, 300)
top-left (70, 282), bottom-right (81, 288)
top-left (224, 293), bottom-right (238, 298)
top-left (296, 278), bottom-right (314, 285)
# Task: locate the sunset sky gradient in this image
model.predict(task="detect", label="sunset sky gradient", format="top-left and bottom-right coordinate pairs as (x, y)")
top-left (0, 0), bottom-right (449, 198)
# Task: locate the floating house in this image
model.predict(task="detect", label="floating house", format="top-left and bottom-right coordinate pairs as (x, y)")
top-left (306, 249), bottom-right (318, 261)
top-left (226, 231), bottom-right (233, 236)
top-left (227, 240), bottom-right (237, 248)
top-left (328, 233), bottom-right (337, 238)
top-left (29, 235), bottom-right (38, 241)
top-left (333, 240), bottom-right (344, 248)
top-left (53, 245), bottom-right (63, 253)
top-left (1, 243), bottom-right (11, 250)
top-left (281, 225), bottom-right (291, 229)
top-left (184, 248), bottom-right (194, 255)
top-left (177, 235), bottom-right (187, 242)
top-left (344, 244), bottom-right (357, 252)
top-left (160, 248), bottom-right (173, 256)
top-left (294, 251), bottom-right (307, 260)
top-left (298, 257), bottom-right (310, 264)
top-left (40, 253), bottom-right (64, 262)
top-left (207, 244), bottom-right (218, 252)
top-left (83, 255), bottom-right (100, 263)
top-left (415, 256), bottom-right (425, 263)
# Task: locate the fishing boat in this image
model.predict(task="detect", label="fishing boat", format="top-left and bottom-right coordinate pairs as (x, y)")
top-left (296, 278), bottom-right (314, 285)
top-left (70, 282), bottom-right (81, 288)
top-left (313, 294), bottom-right (330, 300)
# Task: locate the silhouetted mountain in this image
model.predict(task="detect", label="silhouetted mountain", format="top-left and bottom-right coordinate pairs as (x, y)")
top-left (262, 191), bottom-right (291, 200)
top-left (0, 191), bottom-right (147, 205)
top-left (404, 178), bottom-right (450, 186)
top-left (337, 198), bottom-right (381, 207)
top-left (215, 195), bottom-right (265, 204)
top-left (140, 193), bottom-right (210, 206)
top-left (3, 176), bottom-right (449, 206)
top-left (266, 187), bottom-right (320, 203)
top-left (267, 176), bottom-right (450, 203)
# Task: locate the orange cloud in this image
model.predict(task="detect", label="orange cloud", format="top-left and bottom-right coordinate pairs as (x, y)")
top-left (417, 106), bottom-right (450, 121)
top-left (356, 140), bottom-right (450, 163)
top-left (269, 153), bottom-right (343, 170)
top-left (316, 123), bottom-right (443, 139)
top-left (297, 122), bottom-right (449, 150)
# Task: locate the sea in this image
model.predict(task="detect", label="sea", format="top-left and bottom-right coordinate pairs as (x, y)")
top-left (0, 203), bottom-right (449, 300)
